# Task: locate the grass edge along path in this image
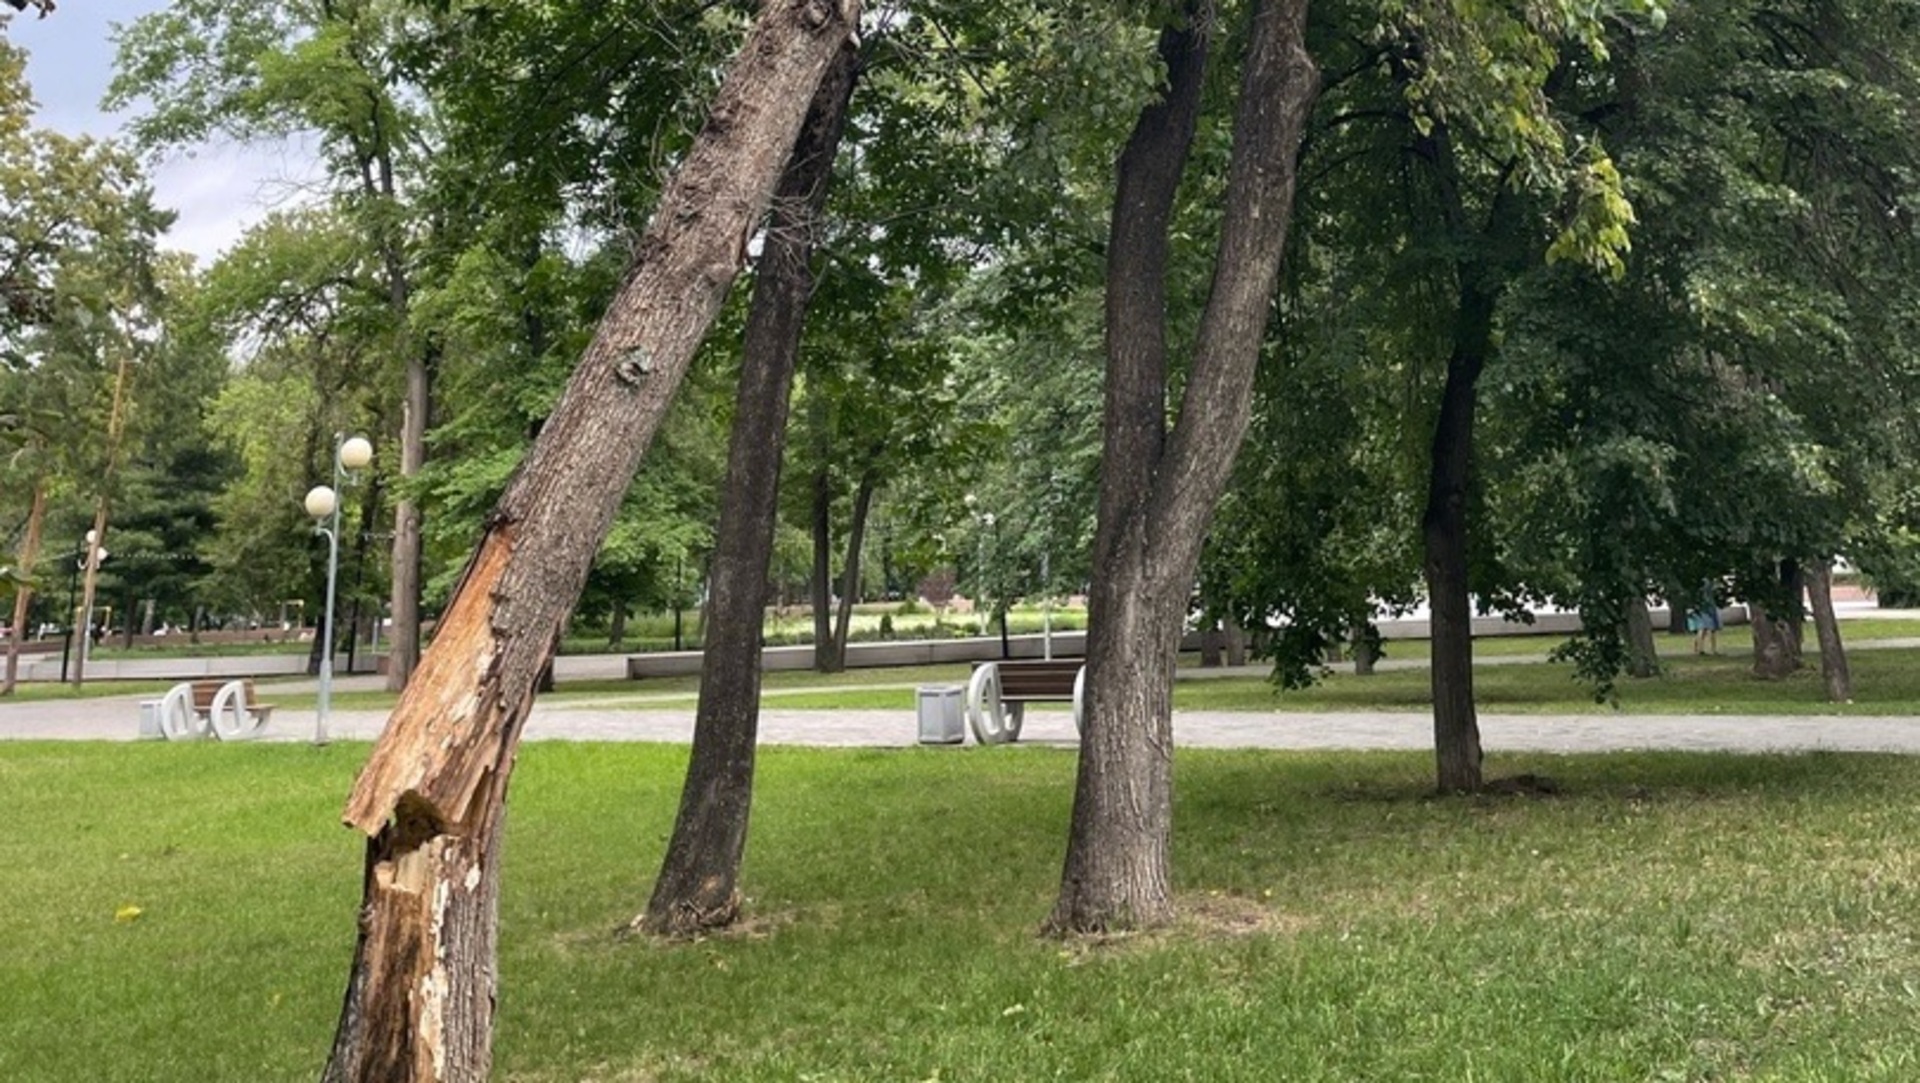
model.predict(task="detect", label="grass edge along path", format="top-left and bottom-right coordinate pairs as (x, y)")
top-left (545, 644), bottom-right (1920, 717)
top-left (5, 742), bottom-right (1920, 1081)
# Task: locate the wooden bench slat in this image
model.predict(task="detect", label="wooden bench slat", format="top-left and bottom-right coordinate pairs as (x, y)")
top-left (188, 679), bottom-right (276, 715)
top-left (977, 660), bottom-right (1083, 702)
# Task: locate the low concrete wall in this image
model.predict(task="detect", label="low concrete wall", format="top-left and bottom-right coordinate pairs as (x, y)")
top-left (14, 652), bottom-right (379, 683)
top-left (627, 631), bottom-right (1094, 678)
top-left (623, 606), bottom-right (1752, 679)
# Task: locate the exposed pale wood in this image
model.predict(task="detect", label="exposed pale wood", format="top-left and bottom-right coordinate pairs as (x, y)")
top-left (343, 529), bottom-right (518, 835)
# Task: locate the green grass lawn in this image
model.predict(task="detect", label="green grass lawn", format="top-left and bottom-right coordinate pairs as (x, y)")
top-left (6, 743), bottom-right (1920, 1080)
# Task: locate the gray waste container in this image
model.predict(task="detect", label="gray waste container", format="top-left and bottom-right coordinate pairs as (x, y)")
top-left (137, 699), bottom-right (164, 740)
top-left (916, 685), bottom-right (964, 744)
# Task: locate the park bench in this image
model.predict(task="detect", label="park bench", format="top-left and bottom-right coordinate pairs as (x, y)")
top-left (152, 678), bottom-right (278, 741)
top-left (964, 658), bottom-right (1085, 745)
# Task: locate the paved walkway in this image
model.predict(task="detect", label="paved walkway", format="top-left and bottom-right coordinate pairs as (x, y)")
top-left (2, 680), bottom-right (1917, 754)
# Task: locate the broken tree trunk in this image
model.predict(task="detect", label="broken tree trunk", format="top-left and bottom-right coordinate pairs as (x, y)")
top-left (320, 4), bottom-right (860, 1079)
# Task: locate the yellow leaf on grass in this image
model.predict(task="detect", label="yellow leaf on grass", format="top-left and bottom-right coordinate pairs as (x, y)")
top-left (114, 905), bottom-right (143, 923)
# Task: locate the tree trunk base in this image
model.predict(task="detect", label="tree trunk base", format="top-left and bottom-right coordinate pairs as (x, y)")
top-left (628, 890), bottom-right (742, 940)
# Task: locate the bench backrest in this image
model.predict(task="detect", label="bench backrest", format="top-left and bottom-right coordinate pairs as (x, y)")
top-left (190, 679), bottom-right (259, 710)
top-left (982, 659), bottom-right (1083, 698)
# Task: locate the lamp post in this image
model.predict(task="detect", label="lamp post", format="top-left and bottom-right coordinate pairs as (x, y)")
top-left (305, 434), bottom-right (372, 746)
top-left (59, 530), bottom-right (107, 684)
top-left (1041, 549), bottom-right (1052, 661)
top-left (964, 493), bottom-right (1006, 655)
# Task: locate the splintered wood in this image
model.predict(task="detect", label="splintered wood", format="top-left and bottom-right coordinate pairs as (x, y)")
top-left (344, 528), bottom-right (525, 837)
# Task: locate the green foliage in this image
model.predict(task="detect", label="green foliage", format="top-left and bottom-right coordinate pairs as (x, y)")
top-left (1479, 0), bottom-right (1920, 692)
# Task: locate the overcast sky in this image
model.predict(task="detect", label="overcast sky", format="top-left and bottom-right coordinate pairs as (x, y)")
top-left (9, 3), bottom-right (315, 266)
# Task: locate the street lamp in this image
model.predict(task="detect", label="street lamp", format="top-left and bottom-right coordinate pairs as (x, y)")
top-left (964, 493), bottom-right (1006, 653)
top-left (59, 530), bottom-right (107, 684)
top-left (305, 434), bottom-right (372, 746)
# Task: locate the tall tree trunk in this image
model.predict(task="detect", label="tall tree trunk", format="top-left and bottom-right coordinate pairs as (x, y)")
top-left (641, 41), bottom-right (856, 938)
top-left (832, 472), bottom-right (876, 655)
top-left (71, 500), bottom-right (108, 688)
top-left (607, 603), bottom-right (628, 650)
top-left (1051, 9), bottom-right (1208, 935)
top-left (2, 479), bottom-right (45, 695)
top-left (71, 350), bottom-right (133, 689)
top-left (1781, 558), bottom-right (1806, 659)
top-left (1751, 561), bottom-right (1805, 679)
top-left (386, 359), bottom-right (427, 691)
top-left (1415, 107), bottom-right (1528, 793)
top-left (1224, 616), bottom-right (1248, 666)
top-left (1422, 273), bottom-right (1495, 792)
top-left (1200, 622), bottom-right (1224, 667)
top-left (356, 77), bottom-right (431, 694)
top-left (809, 457), bottom-right (840, 672)
top-left (320, 7), bottom-right (858, 1078)
top-left (1750, 601), bottom-right (1799, 678)
top-left (1807, 559), bottom-right (1851, 702)
top-left (1666, 581), bottom-right (1691, 635)
top-left (1352, 620), bottom-right (1379, 676)
top-left (1051, 0), bottom-right (1317, 934)
top-left (1624, 594), bottom-right (1658, 678)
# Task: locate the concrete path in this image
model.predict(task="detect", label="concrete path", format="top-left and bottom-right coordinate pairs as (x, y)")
top-left (3, 683), bottom-right (1918, 754)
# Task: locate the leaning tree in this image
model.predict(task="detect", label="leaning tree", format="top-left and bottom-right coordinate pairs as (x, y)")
top-left (318, 3), bottom-right (862, 1079)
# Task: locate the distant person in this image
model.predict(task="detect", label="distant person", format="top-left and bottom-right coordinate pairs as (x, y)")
top-left (1688, 583), bottom-right (1722, 655)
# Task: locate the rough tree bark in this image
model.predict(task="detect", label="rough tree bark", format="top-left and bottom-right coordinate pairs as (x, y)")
top-left (1414, 111), bottom-right (1527, 793)
top-left (1200, 623), bottom-right (1224, 667)
top-left (1665, 581), bottom-right (1691, 635)
top-left (2, 479), bottom-right (44, 695)
top-left (1751, 560), bottom-right (1805, 680)
top-left (639, 41), bottom-right (857, 938)
top-left (1806, 559), bottom-right (1851, 702)
top-left (362, 110), bottom-right (431, 693)
top-left (831, 471), bottom-right (877, 655)
top-left (1224, 616), bottom-right (1248, 666)
top-left (1624, 596), bottom-right (1658, 678)
top-left (387, 345), bottom-right (428, 690)
top-left (1421, 273), bottom-right (1495, 792)
top-left (1049, 0), bottom-right (1318, 934)
top-left (808, 455), bottom-right (841, 672)
top-left (320, 5), bottom-right (859, 1078)
top-left (71, 349), bottom-right (133, 689)
top-left (1351, 620), bottom-right (1380, 676)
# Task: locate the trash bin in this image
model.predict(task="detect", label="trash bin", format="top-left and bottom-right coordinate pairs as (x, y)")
top-left (137, 699), bottom-right (164, 740)
top-left (916, 685), bottom-right (964, 744)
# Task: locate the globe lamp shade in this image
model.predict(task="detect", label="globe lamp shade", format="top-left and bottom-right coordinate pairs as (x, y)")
top-left (339, 436), bottom-right (373, 470)
top-left (305, 485), bottom-right (339, 520)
